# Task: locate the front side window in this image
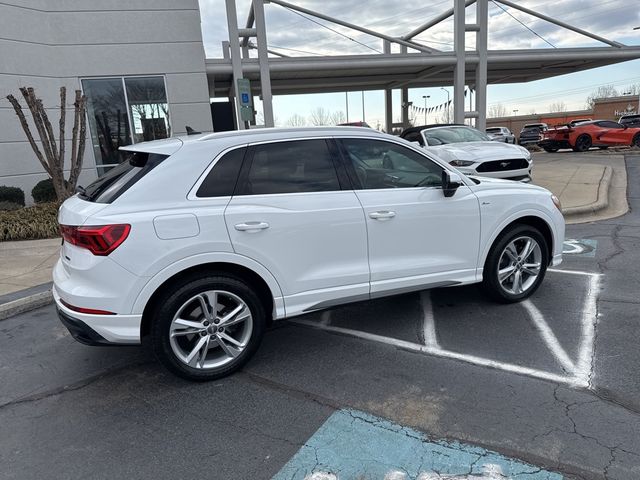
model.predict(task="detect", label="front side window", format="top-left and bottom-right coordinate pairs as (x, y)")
top-left (341, 138), bottom-right (443, 189)
top-left (240, 140), bottom-right (340, 195)
top-left (596, 121), bottom-right (624, 129)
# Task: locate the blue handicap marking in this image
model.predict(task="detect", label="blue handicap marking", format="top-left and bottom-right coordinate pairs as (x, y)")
top-left (273, 409), bottom-right (562, 480)
top-left (562, 238), bottom-right (597, 257)
top-left (241, 92), bottom-right (250, 104)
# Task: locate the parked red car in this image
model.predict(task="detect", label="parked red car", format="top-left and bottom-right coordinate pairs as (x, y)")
top-left (539, 120), bottom-right (640, 152)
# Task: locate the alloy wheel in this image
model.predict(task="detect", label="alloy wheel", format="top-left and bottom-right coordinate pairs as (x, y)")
top-left (497, 236), bottom-right (542, 295)
top-left (169, 290), bottom-right (253, 369)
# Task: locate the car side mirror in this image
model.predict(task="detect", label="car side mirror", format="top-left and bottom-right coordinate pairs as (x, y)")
top-left (442, 170), bottom-right (462, 197)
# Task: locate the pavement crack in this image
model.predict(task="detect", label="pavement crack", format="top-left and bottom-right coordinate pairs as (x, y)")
top-left (0, 360), bottom-right (152, 411)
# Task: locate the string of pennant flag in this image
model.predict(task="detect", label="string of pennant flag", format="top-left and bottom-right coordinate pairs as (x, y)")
top-left (411, 88), bottom-right (472, 115)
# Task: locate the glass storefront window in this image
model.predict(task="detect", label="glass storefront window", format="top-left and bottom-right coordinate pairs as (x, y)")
top-left (82, 76), bottom-right (170, 175)
top-left (125, 76), bottom-right (170, 142)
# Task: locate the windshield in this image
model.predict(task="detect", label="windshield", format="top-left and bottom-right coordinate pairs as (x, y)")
top-left (422, 126), bottom-right (491, 145)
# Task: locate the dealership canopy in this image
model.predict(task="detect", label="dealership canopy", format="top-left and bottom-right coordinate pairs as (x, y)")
top-left (213, 0), bottom-right (640, 131)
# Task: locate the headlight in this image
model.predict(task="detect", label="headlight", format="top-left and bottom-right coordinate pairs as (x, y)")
top-left (449, 160), bottom-right (474, 167)
top-left (551, 194), bottom-right (562, 211)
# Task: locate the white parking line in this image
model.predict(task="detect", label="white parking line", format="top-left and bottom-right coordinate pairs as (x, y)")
top-left (292, 318), bottom-right (584, 387)
top-left (292, 268), bottom-right (600, 390)
top-left (522, 300), bottom-right (576, 374)
top-left (576, 273), bottom-right (602, 386)
top-left (419, 291), bottom-right (439, 349)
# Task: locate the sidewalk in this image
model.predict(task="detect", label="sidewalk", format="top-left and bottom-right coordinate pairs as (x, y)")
top-left (0, 152), bottom-right (626, 304)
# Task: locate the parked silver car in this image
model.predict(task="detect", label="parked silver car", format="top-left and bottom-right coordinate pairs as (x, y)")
top-left (486, 126), bottom-right (516, 144)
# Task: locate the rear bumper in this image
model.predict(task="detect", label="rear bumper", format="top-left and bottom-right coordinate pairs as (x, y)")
top-left (539, 139), bottom-right (571, 149)
top-left (53, 287), bottom-right (141, 345)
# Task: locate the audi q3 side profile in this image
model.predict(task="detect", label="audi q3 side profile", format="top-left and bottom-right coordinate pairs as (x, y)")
top-left (54, 127), bottom-right (564, 381)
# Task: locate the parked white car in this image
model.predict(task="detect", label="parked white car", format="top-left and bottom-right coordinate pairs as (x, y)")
top-left (54, 127), bottom-right (564, 380)
top-left (401, 125), bottom-right (531, 181)
top-left (486, 126), bottom-right (516, 144)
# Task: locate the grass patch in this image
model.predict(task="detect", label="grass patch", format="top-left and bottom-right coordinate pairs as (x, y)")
top-left (0, 202), bottom-right (60, 241)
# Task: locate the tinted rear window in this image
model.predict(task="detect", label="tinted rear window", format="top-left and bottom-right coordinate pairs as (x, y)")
top-left (79, 152), bottom-right (168, 203)
top-left (486, 128), bottom-right (501, 133)
top-left (196, 147), bottom-right (246, 197)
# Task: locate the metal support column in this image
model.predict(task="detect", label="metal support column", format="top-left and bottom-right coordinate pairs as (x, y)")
top-left (453, 0), bottom-right (466, 124)
top-left (383, 40), bottom-right (393, 133)
top-left (225, 0), bottom-right (246, 129)
top-left (253, 0), bottom-right (274, 127)
top-left (475, 0), bottom-right (488, 130)
top-left (400, 46), bottom-right (409, 128)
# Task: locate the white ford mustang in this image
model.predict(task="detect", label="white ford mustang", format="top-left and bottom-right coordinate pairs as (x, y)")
top-left (400, 124), bottom-right (532, 182)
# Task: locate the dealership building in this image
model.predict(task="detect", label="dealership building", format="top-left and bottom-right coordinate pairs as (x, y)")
top-left (3, 0), bottom-right (640, 203)
top-left (1, 0), bottom-right (213, 201)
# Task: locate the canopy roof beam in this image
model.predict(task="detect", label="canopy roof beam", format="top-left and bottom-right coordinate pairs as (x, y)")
top-left (267, 0), bottom-right (439, 54)
top-left (494, 0), bottom-right (625, 48)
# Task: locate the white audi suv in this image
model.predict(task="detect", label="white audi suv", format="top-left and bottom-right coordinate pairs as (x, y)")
top-left (54, 127), bottom-right (564, 381)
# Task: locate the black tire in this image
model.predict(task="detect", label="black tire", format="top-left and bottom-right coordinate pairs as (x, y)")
top-left (572, 134), bottom-right (592, 152)
top-left (151, 274), bottom-right (267, 381)
top-left (481, 224), bottom-right (549, 303)
top-left (543, 146), bottom-right (559, 153)
top-left (632, 134), bottom-right (640, 148)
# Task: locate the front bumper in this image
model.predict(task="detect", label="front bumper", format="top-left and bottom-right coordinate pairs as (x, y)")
top-left (53, 287), bottom-right (142, 345)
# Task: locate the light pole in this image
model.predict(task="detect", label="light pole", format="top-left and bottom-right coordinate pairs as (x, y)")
top-left (345, 92), bottom-right (349, 122)
top-left (440, 87), bottom-right (450, 123)
top-left (422, 95), bottom-right (430, 124)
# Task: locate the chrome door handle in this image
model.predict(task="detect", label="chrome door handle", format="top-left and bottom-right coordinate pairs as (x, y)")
top-left (234, 221), bottom-right (270, 231)
top-left (368, 210), bottom-right (396, 220)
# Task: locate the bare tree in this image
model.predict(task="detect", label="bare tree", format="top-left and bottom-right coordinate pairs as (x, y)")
top-left (623, 83), bottom-right (640, 96)
top-left (286, 113), bottom-right (307, 127)
top-left (488, 103), bottom-right (509, 118)
top-left (586, 84), bottom-right (618, 109)
top-left (330, 110), bottom-right (346, 125)
top-left (7, 87), bottom-right (87, 201)
top-left (548, 101), bottom-right (567, 113)
top-left (309, 107), bottom-right (331, 126)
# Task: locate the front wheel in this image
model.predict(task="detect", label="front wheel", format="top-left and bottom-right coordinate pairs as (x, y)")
top-left (543, 146), bottom-right (559, 153)
top-left (632, 133), bottom-right (640, 148)
top-left (151, 274), bottom-right (266, 381)
top-left (481, 225), bottom-right (549, 303)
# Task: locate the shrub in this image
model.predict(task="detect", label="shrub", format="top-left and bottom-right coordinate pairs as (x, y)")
top-left (32, 178), bottom-right (58, 204)
top-left (0, 185), bottom-right (25, 206)
top-left (0, 201), bottom-right (22, 211)
top-left (0, 202), bottom-right (60, 241)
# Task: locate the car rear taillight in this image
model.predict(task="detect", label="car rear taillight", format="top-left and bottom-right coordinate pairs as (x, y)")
top-left (60, 224), bottom-right (130, 256)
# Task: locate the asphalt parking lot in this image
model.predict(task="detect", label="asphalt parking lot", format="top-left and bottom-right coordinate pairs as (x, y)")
top-left (2, 157), bottom-right (640, 480)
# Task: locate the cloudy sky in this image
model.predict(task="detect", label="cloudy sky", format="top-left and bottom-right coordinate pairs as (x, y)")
top-left (199, 0), bottom-right (640, 127)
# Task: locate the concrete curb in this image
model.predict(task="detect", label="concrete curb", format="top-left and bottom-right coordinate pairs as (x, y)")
top-left (562, 165), bottom-right (612, 217)
top-left (0, 289), bottom-right (53, 321)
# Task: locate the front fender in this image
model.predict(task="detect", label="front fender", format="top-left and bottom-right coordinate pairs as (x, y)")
top-left (478, 207), bottom-right (563, 275)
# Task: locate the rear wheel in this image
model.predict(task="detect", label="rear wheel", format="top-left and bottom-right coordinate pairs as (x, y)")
top-left (543, 146), bottom-right (559, 153)
top-left (151, 274), bottom-right (266, 381)
top-left (572, 134), bottom-right (592, 152)
top-left (632, 134), bottom-right (640, 148)
top-left (481, 225), bottom-right (549, 303)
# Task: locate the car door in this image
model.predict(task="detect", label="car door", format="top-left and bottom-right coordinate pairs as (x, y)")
top-left (224, 138), bottom-right (369, 316)
top-left (338, 137), bottom-right (481, 296)
top-left (595, 121), bottom-right (630, 144)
